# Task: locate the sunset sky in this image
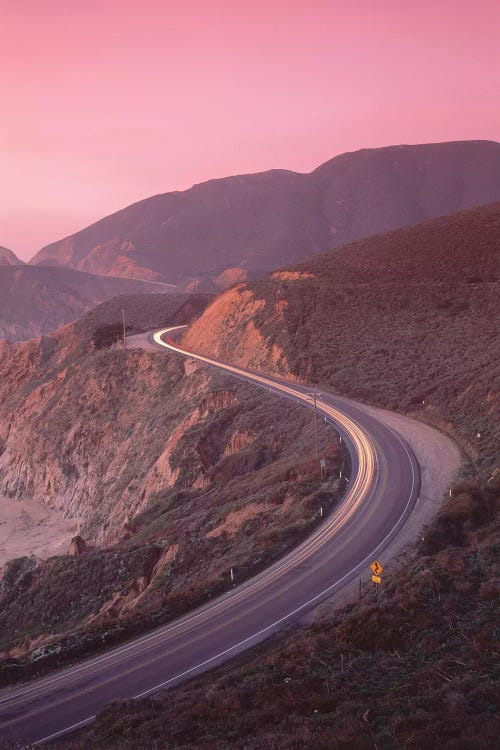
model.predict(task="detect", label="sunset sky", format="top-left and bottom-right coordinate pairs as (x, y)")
top-left (2, 0), bottom-right (499, 259)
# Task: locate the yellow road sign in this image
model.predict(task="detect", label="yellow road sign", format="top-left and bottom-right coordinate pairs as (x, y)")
top-left (370, 560), bottom-right (383, 575)
top-left (371, 575), bottom-right (381, 584)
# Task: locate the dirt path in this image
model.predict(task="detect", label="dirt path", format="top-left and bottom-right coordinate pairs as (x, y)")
top-left (0, 497), bottom-right (78, 568)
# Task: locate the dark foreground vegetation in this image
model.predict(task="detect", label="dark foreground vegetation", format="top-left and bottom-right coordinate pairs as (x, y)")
top-left (54, 472), bottom-right (499, 750)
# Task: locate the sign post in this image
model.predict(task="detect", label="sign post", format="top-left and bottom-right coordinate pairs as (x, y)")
top-left (370, 560), bottom-right (383, 576)
top-left (370, 560), bottom-right (383, 596)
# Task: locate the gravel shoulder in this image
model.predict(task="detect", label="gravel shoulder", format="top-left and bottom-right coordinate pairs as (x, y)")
top-left (305, 405), bottom-right (462, 621)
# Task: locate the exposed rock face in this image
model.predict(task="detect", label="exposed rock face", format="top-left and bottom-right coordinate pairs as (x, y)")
top-left (68, 536), bottom-right (88, 556)
top-left (223, 430), bottom-right (254, 457)
top-left (0, 336), bottom-right (210, 542)
top-left (76, 239), bottom-right (160, 280)
top-left (30, 141), bottom-right (500, 285)
top-left (215, 268), bottom-right (248, 289)
top-left (182, 284), bottom-right (291, 375)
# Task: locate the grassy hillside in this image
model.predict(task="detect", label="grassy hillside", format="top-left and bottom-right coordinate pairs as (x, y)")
top-left (183, 203), bottom-right (500, 475)
top-left (30, 141), bottom-right (500, 286)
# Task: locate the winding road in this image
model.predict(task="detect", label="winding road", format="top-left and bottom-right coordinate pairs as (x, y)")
top-left (0, 326), bottom-right (420, 746)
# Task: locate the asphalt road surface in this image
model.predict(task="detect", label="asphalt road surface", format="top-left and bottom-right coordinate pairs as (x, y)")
top-left (0, 326), bottom-right (420, 746)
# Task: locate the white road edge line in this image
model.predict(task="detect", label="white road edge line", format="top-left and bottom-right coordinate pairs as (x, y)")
top-left (34, 716), bottom-right (96, 746)
top-left (27, 326), bottom-right (418, 745)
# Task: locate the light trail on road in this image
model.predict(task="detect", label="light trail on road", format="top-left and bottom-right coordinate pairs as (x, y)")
top-left (0, 326), bottom-right (419, 746)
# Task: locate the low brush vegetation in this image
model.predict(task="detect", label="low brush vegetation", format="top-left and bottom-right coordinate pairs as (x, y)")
top-left (183, 203), bottom-right (500, 474)
top-left (56, 472), bottom-right (500, 750)
top-left (76, 291), bottom-right (214, 350)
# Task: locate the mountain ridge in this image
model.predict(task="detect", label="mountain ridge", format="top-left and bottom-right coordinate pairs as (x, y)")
top-left (29, 140), bottom-right (500, 285)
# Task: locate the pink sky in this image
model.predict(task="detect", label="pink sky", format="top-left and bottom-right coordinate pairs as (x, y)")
top-left (2, 0), bottom-right (499, 260)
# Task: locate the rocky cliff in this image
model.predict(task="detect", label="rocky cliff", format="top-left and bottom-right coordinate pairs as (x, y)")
top-left (0, 298), bottom-right (341, 667)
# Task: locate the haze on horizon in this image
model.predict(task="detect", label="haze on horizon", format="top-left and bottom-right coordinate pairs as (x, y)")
top-left (2, 0), bottom-right (499, 260)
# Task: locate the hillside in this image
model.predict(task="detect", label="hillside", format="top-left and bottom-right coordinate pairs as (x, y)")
top-left (0, 295), bottom-right (340, 678)
top-left (30, 140), bottom-right (500, 286)
top-left (49, 208), bottom-right (500, 750)
top-left (0, 265), bottom-right (174, 341)
top-left (183, 202), bottom-right (500, 475)
top-left (0, 246), bottom-right (23, 266)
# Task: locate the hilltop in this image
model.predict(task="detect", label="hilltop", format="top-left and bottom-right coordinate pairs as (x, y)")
top-left (29, 140), bottom-right (500, 286)
top-left (0, 246), bottom-right (23, 266)
top-left (0, 265), bottom-right (174, 341)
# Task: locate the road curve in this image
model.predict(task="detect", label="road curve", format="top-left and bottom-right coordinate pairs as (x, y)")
top-left (0, 326), bottom-right (420, 746)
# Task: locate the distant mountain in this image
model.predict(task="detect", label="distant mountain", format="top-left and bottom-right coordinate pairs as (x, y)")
top-left (0, 265), bottom-right (174, 341)
top-left (0, 246), bottom-right (24, 266)
top-left (30, 140), bottom-right (500, 285)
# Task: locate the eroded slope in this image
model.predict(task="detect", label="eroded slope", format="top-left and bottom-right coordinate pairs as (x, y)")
top-left (0, 297), bottom-right (342, 675)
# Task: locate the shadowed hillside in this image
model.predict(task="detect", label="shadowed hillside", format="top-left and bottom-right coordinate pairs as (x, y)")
top-left (0, 265), bottom-right (174, 341)
top-left (30, 140), bottom-right (500, 286)
top-left (0, 246), bottom-right (23, 266)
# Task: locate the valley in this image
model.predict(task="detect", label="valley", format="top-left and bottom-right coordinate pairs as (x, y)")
top-left (0, 265), bottom-right (176, 342)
